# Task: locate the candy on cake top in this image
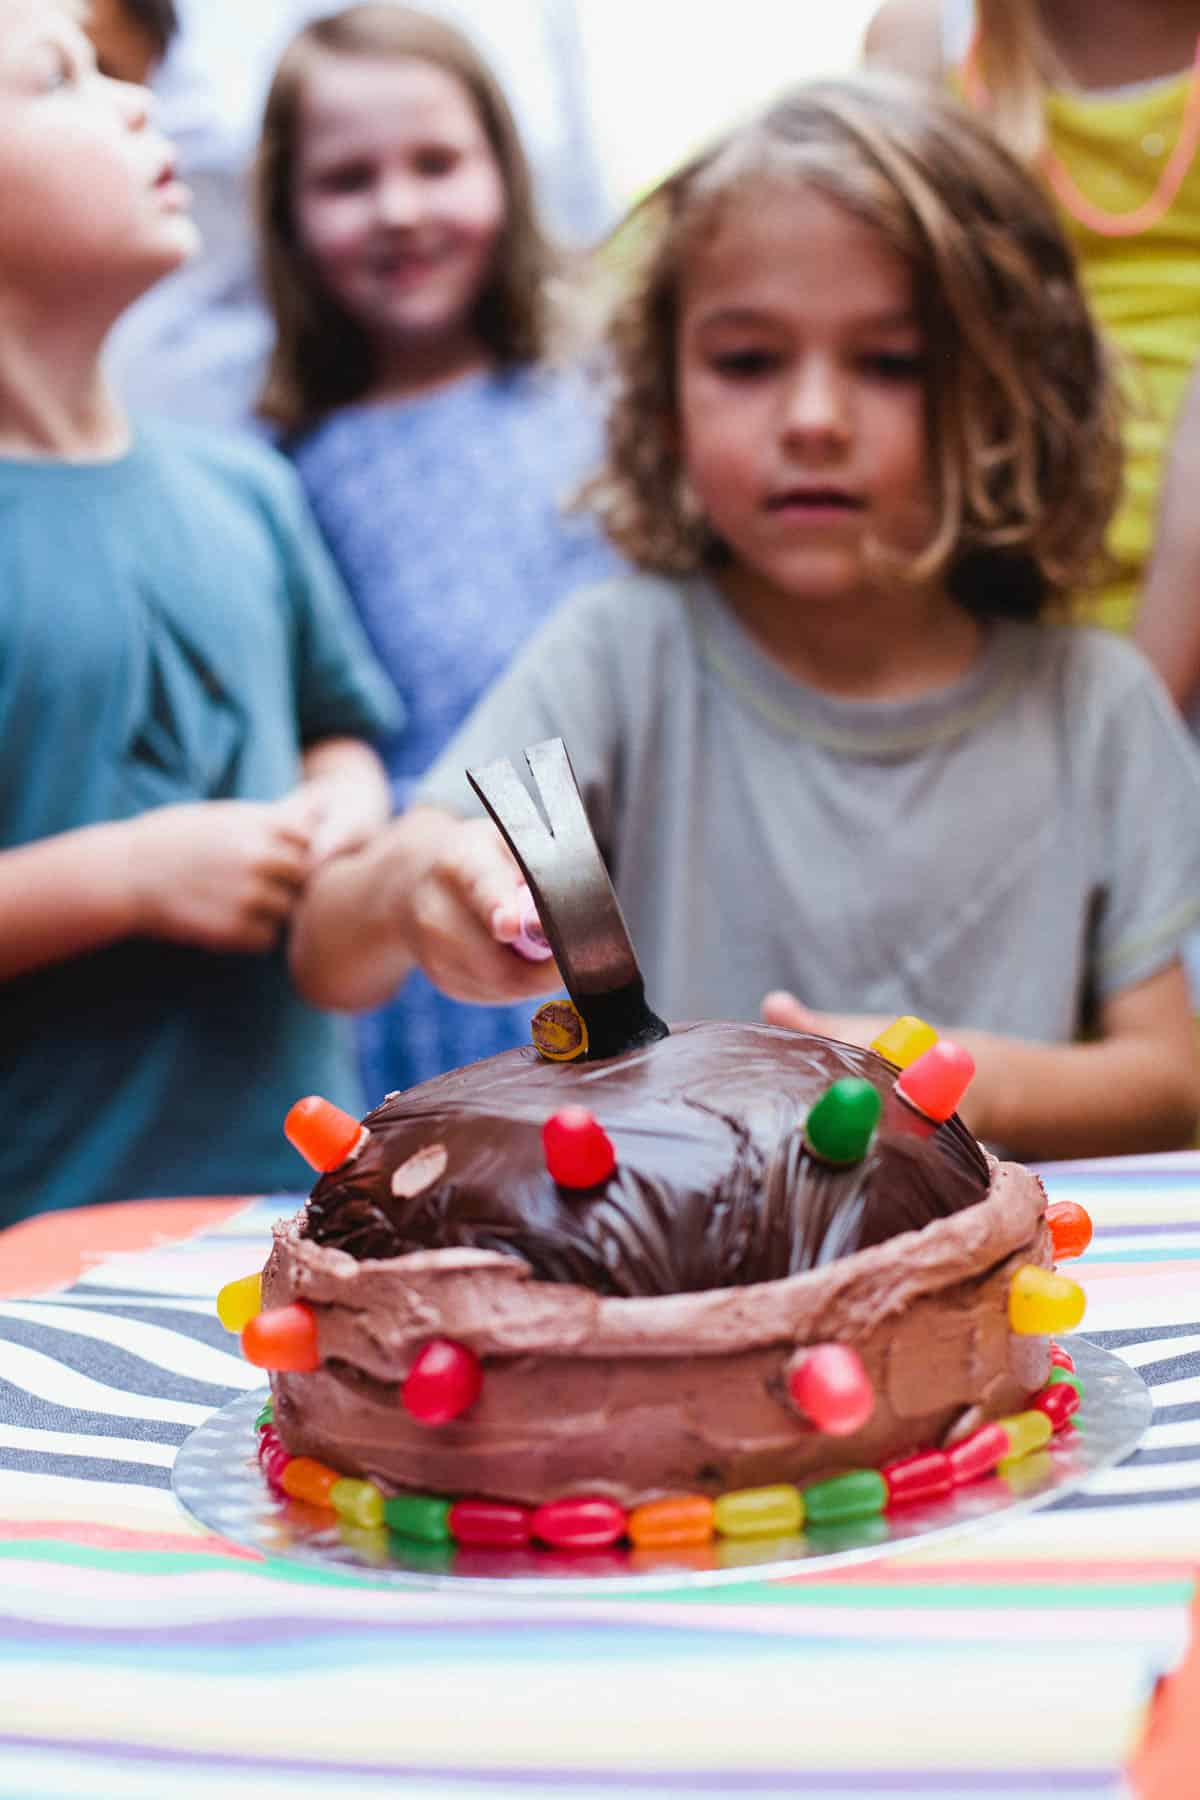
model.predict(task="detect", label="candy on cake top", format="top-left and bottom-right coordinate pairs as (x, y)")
top-left (300, 1021), bottom-right (989, 1297)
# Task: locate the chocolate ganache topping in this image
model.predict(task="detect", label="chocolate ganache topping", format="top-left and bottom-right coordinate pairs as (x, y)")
top-left (303, 1022), bottom-right (989, 1298)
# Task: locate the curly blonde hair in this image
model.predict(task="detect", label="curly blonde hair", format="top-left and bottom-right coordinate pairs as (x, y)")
top-left (584, 73), bottom-right (1121, 619)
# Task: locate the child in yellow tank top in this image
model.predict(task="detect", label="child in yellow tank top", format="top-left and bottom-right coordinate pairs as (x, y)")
top-left (865, 0), bottom-right (1200, 701)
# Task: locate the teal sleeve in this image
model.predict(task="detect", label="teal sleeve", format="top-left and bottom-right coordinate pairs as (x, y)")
top-left (272, 459), bottom-right (404, 747)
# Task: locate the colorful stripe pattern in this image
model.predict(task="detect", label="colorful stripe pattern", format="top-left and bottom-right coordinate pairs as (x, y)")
top-left (0, 1160), bottom-right (1195, 1796)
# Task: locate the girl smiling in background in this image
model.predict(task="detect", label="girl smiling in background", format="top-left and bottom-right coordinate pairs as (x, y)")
top-left (255, 4), bottom-right (617, 1105)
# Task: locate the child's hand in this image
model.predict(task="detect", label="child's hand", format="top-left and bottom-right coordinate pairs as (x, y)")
top-left (123, 795), bottom-right (315, 954)
top-left (293, 776), bottom-right (384, 865)
top-left (404, 817), bottom-right (562, 1003)
top-left (761, 990), bottom-right (892, 1050)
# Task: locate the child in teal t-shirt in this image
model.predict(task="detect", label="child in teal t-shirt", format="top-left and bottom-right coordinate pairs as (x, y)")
top-left (0, 2), bottom-right (400, 1223)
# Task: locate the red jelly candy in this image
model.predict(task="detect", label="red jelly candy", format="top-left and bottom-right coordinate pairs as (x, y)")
top-left (895, 1040), bottom-right (975, 1123)
top-left (284, 1096), bottom-right (362, 1173)
top-left (530, 1496), bottom-right (627, 1549)
top-left (262, 1444), bottom-right (291, 1489)
top-left (882, 1449), bottom-right (953, 1508)
top-left (242, 1303), bottom-right (320, 1372)
top-left (1046, 1201), bottom-right (1093, 1262)
top-left (947, 1422), bottom-right (1010, 1486)
top-left (1032, 1382), bottom-right (1081, 1431)
top-left (1050, 1345), bottom-right (1076, 1372)
top-left (402, 1339), bottom-right (483, 1424)
top-left (256, 1425), bottom-right (282, 1466)
top-left (788, 1344), bottom-right (875, 1436)
top-left (541, 1106), bottom-right (616, 1190)
top-left (448, 1500), bottom-right (532, 1548)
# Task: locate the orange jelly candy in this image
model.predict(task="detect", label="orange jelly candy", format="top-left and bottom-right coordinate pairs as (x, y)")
top-left (242, 1302), bottom-right (320, 1372)
top-left (1046, 1201), bottom-right (1093, 1261)
top-left (627, 1495), bottom-right (715, 1549)
top-left (284, 1096), bottom-right (363, 1173)
top-left (280, 1457), bottom-right (339, 1508)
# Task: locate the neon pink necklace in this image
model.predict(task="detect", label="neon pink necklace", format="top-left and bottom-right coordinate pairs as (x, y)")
top-left (964, 28), bottom-right (1200, 238)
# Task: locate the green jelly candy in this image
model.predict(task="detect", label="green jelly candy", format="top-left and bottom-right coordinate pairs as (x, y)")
top-left (255, 1401), bottom-right (274, 1430)
top-left (1046, 1369), bottom-right (1084, 1399)
top-left (384, 1493), bottom-right (452, 1543)
top-left (804, 1079), bottom-right (882, 1165)
top-left (803, 1468), bottom-right (888, 1526)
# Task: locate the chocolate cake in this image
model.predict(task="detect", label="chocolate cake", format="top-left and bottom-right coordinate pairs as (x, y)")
top-left (261, 1020), bottom-right (1054, 1508)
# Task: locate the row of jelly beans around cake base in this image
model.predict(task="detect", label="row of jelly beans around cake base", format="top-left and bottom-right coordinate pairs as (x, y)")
top-left (252, 1348), bottom-right (1083, 1555)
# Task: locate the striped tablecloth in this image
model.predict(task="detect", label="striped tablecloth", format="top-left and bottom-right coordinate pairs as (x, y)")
top-left (0, 1156), bottom-right (1198, 1799)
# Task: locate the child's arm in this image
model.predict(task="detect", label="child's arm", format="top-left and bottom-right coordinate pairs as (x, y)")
top-left (0, 798), bottom-right (314, 983)
top-left (1133, 362), bottom-right (1200, 712)
top-left (763, 960), bottom-right (1200, 1160)
top-left (289, 806), bottom-right (561, 1013)
top-left (295, 735), bottom-right (392, 862)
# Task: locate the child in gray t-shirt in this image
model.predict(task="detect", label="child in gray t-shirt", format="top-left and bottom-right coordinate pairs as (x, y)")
top-left (292, 74), bottom-right (1200, 1162)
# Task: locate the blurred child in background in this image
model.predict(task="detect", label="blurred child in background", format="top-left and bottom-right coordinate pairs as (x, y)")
top-left (0, 0), bottom-right (400, 1224)
top-left (84, 0), bottom-right (175, 85)
top-left (290, 75), bottom-right (1200, 1162)
top-left (865, 0), bottom-right (1200, 712)
top-left (256, 4), bottom-right (618, 1103)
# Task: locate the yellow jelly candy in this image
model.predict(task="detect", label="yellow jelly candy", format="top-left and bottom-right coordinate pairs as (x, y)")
top-left (996, 1409), bottom-right (1053, 1465)
top-left (1008, 1265), bottom-right (1086, 1336)
top-left (869, 1015), bottom-right (938, 1070)
top-left (216, 1272), bottom-right (262, 1333)
top-left (713, 1484), bottom-right (804, 1540)
top-left (330, 1478), bottom-right (385, 1530)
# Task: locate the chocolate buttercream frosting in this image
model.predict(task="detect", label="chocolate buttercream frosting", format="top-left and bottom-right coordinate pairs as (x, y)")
top-left (303, 1023), bottom-right (989, 1298)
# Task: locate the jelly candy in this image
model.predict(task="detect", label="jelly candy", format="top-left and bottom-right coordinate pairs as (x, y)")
top-left (1008, 1265), bottom-right (1086, 1335)
top-left (895, 1040), bottom-right (975, 1122)
top-left (713, 1484), bottom-right (804, 1539)
top-left (882, 1449), bottom-right (952, 1508)
top-left (1046, 1201), bottom-right (1093, 1261)
top-left (241, 1303), bottom-right (320, 1372)
top-left (530, 1496), bottom-right (626, 1549)
top-left (384, 1493), bottom-right (452, 1543)
top-left (216, 1273), bottom-right (262, 1333)
top-left (1049, 1344), bottom-right (1076, 1371)
top-left (869, 1015), bottom-right (938, 1069)
top-left (284, 1096), bottom-right (363, 1173)
top-left (1031, 1382), bottom-right (1080, 1430)
top-left (402, 1339), bottom-right (483, 1424)
top-left (997, 1409), bottom-right (1053, 1464)
top-left (330, 1478), bottom-right (385, 1530)
top-left (280, 1457), bottom-right (339, 1508)
top-left (627, 1495), bottom-right (715, 1548)
top-left (448, 1500), bottom-right (532, 1548)
top-left (804, 1079), bottom-right (881, 1165)
top-left (947, 1422), bottom-right (1010, 1485)
top-left (802, 1469), bottom-right (887, 1526)
top-left (1046, 1367), bottom-right (1084, 1398)
top-left (256, 1425), bottom-right (282, 1466)
top-left (542, 1106), bottom-right (616, 1189)
top-left (262, 1444), bottom-right (291, 1490)
top-left (787, 1343), bottom-right (875, 1435)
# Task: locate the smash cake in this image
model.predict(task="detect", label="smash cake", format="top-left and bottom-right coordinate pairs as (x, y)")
top-left (219, 741), bottom-right (1093, 1559)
